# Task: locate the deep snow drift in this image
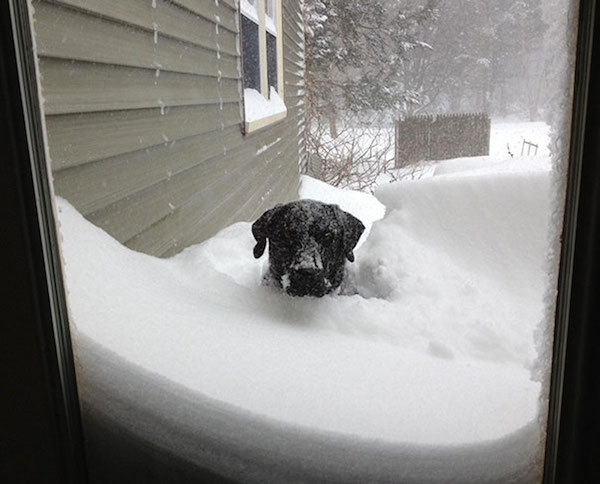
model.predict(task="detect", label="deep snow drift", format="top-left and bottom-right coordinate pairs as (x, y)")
top-left (57, 122), bottom-right (556, 481)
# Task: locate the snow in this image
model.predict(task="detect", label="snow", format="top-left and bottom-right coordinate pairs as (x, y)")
top-left (55, 121), bottom-right (557, 481)
top-left (256, 137), bottom-right (282, 155)
top-left (244, 87), bottom-right (287, 123)
top-left (490, 121), bottom-right (551, 159)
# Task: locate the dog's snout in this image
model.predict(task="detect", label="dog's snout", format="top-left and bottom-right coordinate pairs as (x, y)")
top-left (295, 267), bottom-right (322, 278)
top-left (292, 240), bottom-right (323, 271)
top-left (294, 257), bottom-right (322, 271)
top-left (286, 266), bottom-right (328, 297)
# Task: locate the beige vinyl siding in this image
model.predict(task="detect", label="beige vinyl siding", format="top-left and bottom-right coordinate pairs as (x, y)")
top-left (32, 0), bottom-right (305, 257)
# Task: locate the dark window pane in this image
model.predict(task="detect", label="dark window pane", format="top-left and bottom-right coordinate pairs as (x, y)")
top-left (267, 32), bottom-right (278, 94)
top-left (242, 15), bottom-right (260, 91)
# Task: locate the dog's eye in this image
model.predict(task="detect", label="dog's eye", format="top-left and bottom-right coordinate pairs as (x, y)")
top-left (324, 232), bottom-right (333, 241)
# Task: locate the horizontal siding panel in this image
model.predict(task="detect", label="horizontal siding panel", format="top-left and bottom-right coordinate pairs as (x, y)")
top-left (170, 0), bottom-right (237, 32)
top-left (247, 153), bottom-right (300, 222)
top-left (34, 2), bottom-right (238, 79)
top-left (129, 137), bottom-right (298, 256)
top-left (160, 145), bottom-right (300, 257)
top-left (281, 103), bottom-right (304, 118)
top-left (39, 58), bottom-right (240, 114)
top-left (284, 82), bottom-right (304, 96)
top-left (283, 0), bottom-right (303, 21)
top-left (283, 0), bottom-right (303, 16)
top-left (283, 56), bottom-right (304, 72)
top-left (284, 70), bottom-right (305, 84)
top-left (283, 41), bottom-right (305, 66)
top-left (190, 120), bottom-right (301, 228)
top-left (203, 138), bottom-right (300, 236)
top-left (282, 15), bottom-right (305, 47)
top-left (216, 0), bottom-right (237, 10)
top-left (284, 98), bottom-right (304, 110)
top-left (89, 140), bottom-right (262, 244)
top-left (272, 164), bottom-right (301, 213)
top-left (47, 102), bottom-right (242, 169)
top-left (283, 60), bottom-right (304, 75)
top-left (91, 117), bottom-right (299, 245)
top-left (53, 125), bottom-right (245, 215)
top-left (231, 140), bottom-right (299, 223)
top-left (284, 84), bottom-right (304, 99)
top-left (285, 100), bottom-right (304, 112)
top-left (47, 0), bottom-right (239, 50)
top-left (282, 8), bottom-right (304, 37)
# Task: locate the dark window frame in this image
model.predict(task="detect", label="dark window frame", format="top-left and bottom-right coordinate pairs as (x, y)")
top-left (1, 0), bottom-right (599, 482)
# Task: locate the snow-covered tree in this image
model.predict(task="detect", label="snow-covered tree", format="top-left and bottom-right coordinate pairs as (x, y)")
top-left (400, 0), bottom-right (548, 119)
top-left (304, 0), bottom-right (439, 132)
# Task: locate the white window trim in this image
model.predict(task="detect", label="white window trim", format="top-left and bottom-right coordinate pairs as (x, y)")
top-left (241, 0), bottom-right (286, 134)
top-left (240, 0), bottom-right (259, 23)
top-left (265, 0), bottom-right (277, 36)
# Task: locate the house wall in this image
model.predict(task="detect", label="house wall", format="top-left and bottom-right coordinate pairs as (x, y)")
top-left (31, 0), bottom-right (305, 257)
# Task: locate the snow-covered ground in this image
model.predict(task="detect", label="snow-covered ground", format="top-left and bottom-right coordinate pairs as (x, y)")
top-left (490, 120), bottom-right (551, 159)
top-left (325, 119), bottom-right (552, 188)
top-left (57, 121), bottom-right (557, 482)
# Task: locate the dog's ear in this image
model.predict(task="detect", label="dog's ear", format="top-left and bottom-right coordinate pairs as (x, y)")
top-left (252, 205), bottom-right (281, 258)
top-left (333, 206), bottom-right (365, 262)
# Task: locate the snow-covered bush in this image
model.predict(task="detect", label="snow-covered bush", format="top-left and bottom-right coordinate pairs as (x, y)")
top-left (305, 112), bottom-right (395, 192)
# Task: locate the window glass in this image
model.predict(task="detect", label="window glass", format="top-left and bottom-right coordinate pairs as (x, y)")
top-left (241, 14), bottom-right (260, 92)
top-left (266, 31), bottom-right (278, 93)
top-left (27, 0), bottom-right (579, 482)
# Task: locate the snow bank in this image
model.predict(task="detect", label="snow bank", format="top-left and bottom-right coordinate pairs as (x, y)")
top-left (60, 195), bottom-right (540, 445)
top-left (489, 121), bottom-right (551, 159)
top-left (432, 155), bottom-right (552, 176)
top-left (56, 148), bottom-right (555, 481)
top-left (374, 170), bottom-right (551, 311)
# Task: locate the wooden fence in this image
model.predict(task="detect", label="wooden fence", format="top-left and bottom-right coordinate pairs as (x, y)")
top-left (395, 113), bottom-right (491, 167)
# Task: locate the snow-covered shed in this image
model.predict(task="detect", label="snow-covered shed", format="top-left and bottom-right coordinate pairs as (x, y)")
top-left (31, 0), bottom-right (306, 257)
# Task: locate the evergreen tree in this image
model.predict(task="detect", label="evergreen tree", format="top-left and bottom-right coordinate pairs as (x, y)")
top-left (304, 0), bottom-right (439, 132)
top-left (397, 0), bottom-right (548, 118)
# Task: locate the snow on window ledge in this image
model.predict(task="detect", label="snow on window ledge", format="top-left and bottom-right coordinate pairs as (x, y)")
top-left (244, 87), bottom-right (287, 133)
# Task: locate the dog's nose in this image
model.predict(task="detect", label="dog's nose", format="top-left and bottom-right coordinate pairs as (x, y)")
top-left (292, 242), bottom-right (323, 272)
top-left (287, 267), bottom-right (328, 297)
top-left (295, 267), bottom-right (322, 278)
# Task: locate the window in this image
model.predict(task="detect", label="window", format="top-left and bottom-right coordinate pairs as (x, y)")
top-left (241, 14), bottom-right (260, 92)
top-left (265, 0), bottom-right (278, 93)
top-left (240, 0), bottom-right (286, 133)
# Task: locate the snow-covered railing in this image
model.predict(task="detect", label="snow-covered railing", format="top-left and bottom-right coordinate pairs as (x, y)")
top-left (395, 113), bottom-right (491, 167)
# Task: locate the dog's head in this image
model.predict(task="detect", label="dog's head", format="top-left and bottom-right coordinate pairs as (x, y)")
top-left (252, 200), bottom-right (365, 297)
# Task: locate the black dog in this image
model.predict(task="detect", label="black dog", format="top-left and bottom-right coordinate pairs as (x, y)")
top-left (252, 200), bottom-right (365, 297)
